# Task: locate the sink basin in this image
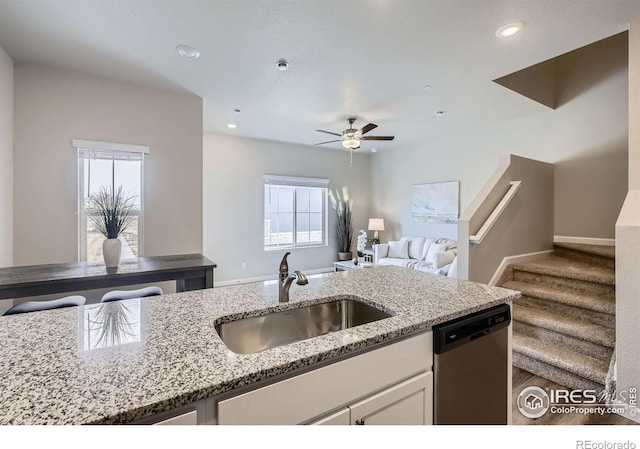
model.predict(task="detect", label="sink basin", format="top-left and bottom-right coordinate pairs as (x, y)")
top-left (215, 298), bottom-right (393, 354)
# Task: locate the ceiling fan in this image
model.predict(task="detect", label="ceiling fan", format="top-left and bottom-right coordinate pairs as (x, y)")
top-left (315, 117), bottom-right (395, 150)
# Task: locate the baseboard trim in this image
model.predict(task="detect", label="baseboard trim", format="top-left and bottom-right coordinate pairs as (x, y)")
top-left (488, 250), bottom-right (554, 286)
top-left (553, 236), bottom-right (615, 246)
top-left (214, 267), bottom-right (334, 288)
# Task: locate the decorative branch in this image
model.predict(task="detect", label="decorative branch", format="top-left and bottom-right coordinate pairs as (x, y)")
top-left (329, 187), bottom-right (354, 253)
top-left (86, 186), bottom-right (137, 239)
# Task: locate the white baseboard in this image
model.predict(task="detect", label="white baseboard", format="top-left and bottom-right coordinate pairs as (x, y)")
top-left (554, 235), bottom-right (615, 246)
top-left (214, 267), bottom-right (334, 288)
top-left (488, 250), bottom-right (554, 286)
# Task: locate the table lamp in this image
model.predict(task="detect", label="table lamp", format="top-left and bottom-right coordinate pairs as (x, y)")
top-left (368, 218), bottom-right (385, 245)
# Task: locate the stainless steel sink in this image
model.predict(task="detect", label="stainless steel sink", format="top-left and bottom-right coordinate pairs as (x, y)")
top-left (215, 298), bottom-right (393, 354)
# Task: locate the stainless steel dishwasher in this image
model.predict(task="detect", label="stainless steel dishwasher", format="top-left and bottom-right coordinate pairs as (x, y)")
top-left (433, 303), bottom-right (511, 424)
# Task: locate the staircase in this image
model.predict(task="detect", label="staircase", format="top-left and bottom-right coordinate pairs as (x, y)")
top-left (499, 242), bottom-right (615, 391)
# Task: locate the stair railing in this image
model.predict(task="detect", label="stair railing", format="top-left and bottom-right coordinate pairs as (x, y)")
top-left (469, 181), bottom-right (521, 244)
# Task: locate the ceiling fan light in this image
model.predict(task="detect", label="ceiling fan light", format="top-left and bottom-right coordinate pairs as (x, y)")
top-left (342, 138), bottom-right (360, 149)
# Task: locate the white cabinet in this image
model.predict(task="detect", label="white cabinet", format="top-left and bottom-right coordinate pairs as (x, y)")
top-left (217, 331), bottom-right (433, 425)
top-left (349, 372), bottom-right (432, 425)
top-left (309, 408), bottom-right (351, 425)
top-left (304, 372), bottom-right (432, 426)
top-left (133, 399), bottom-right (209, 425)
top-left (152, 410), bottom-right (198, 425)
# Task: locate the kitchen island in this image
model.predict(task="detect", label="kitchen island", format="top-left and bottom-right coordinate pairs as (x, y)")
top-left (0, 266), bottom-right (519, 425)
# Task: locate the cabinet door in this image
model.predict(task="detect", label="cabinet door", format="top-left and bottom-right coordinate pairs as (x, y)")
top-left (152, 410), bottom-right (198, 425)
top-left (349, 372), bottom-right (432, 425)
top-left (308, 408), bottom-right (350, 425)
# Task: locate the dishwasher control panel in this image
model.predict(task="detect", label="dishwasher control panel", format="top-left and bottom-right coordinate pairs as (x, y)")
top-left (434, 303), bottom-right (511, 354)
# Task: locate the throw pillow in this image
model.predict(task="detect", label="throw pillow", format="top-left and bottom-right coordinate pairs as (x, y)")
top-left (425, 243), bottom-right (447, 267)
top-left (436, 263), bottom-right (452, 276)
top-left (419, 239), bottom-right (435, 261)
top-left (447, 257), bottom-right (459, 278)
top-left (436, 251), bottom-right (456, 269)
top-left (408, 237), bottom-right (426, 260)
top-left (388, 240), bottom-right (410, 259)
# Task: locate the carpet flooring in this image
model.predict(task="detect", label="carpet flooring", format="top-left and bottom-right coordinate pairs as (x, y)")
top-left (499, 243), bottom-right (616, 392)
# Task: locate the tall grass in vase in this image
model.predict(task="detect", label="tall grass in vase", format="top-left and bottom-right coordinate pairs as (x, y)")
top-left (87, 186), bottom-right (137, 268)
top-left (329, 188), bottom-right (354, 261)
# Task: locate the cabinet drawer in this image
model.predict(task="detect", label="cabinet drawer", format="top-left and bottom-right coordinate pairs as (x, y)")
top-left (309, 408), bottom-right (350, 425)
top-left (217, 331), bottom-right (432, 424)
top-left (350, 371), bottom-right (433, 425)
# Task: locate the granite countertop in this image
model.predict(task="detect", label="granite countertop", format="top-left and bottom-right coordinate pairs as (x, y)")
top-left (0, 266), bottom-right (519, 425)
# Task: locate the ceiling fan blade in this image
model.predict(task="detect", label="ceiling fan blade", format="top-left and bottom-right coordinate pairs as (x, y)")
top-left (315, 139), bottom-right (342, 145)
top-left (358, 123), bottom-right (378, 135)
top-left (316, 129), bottom-right (342, 137)
top-left (360, 136), bottom-right (395, 141)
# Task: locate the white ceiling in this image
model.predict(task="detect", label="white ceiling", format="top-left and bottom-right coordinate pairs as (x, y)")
top-left (0, 0), bottom-right (639, 152)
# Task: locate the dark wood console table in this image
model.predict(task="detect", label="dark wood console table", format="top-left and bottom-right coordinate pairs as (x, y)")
top-left (0, 254), bottom-right (216, 300)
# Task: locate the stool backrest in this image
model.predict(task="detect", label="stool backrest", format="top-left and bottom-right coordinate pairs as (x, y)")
top-left (101, 286), bottom-right (163, 303)
top-left (3, 295), bottom-right (86, 316)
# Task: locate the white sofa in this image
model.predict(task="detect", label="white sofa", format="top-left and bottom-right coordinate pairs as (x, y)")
top-left (373, 236), bottom-right (458, 277)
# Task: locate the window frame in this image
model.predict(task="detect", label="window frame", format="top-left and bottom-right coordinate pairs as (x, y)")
top-left (76, 141), bottom-right (147, 262)
top-left (263, 175), bottom-right (329, 251)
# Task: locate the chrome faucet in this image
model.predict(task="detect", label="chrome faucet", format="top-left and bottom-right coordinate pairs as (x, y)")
top-left (279, 252), bottom-right (308, 302)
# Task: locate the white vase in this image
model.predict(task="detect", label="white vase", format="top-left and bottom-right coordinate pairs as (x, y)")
top-left (103, 238), bottom-right (122, 267)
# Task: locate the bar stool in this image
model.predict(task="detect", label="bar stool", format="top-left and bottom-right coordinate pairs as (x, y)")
top-left (3, 295), bottom-right (86, 316)
top-left (101, 286), bottom-right (163, 303)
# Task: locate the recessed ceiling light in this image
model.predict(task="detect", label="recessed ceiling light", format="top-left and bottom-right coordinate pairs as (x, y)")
top-left (496, 22), bottom-right (524, 38)
top-left (227, 123), bottom-right (237, 129)
top-left (371, 148), bottom-right (377, 153)
top-left (176, 45), bottom-right (200, 59)
top-left (276, 59), bottom-right (289, 71)
top-left (435, 110), bottom-right (446, 116)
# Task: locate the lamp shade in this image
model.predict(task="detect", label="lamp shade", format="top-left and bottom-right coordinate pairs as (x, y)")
top-left (368, 218), bottom-right (385, 231)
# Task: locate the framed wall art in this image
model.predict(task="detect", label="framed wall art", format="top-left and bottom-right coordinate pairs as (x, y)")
top-left (411, 181), bottom-right (459, 223)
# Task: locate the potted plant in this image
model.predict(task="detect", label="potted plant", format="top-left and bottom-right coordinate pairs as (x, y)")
top-left (87, 186), bottom-right (137, 268)
top-left (329, 188), bottom-right (354, 261)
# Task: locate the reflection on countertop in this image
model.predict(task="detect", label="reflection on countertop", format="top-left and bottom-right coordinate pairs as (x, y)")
top-left (81, 299), bottom-right (142, 351)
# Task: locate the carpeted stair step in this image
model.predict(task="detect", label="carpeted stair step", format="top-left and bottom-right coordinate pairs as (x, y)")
top-left (515, 295), bottom-right (614, 329)
top-left (502, 280), bottom-right (615, 316)
top-left (513, 352), bottom-right (604, 391)
top-left (513, 333), bottom-right (609, 387)
top-left (512, 256), bottom-right (615, 285)
top-left (513, 302), bottom-right (615, 349)
top-left (553, 242), bottom-right (615, 270)
top-left (514, 321), bottom-right (613, 362)
top-left (512, 256), bottom-right (615, 298)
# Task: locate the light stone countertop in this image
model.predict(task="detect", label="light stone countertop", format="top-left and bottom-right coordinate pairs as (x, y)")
top-left (0, 266), bottom-right (519, 425)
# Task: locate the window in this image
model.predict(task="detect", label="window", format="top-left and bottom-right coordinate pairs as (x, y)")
top-left (75, 140), bottom-right (147, 262)
top-left (264, 175), bottom-right (329, 249)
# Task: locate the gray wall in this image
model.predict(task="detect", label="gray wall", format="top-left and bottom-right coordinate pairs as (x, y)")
top-left (203, 133), bottom-right (372, 283)
top-left (13, 64), bottom-right (204, 267)
top-left (615, 19), bottom-right (640, 424)
top-left (0, 45), bottom-right (13, 269)
top-left (461, 155), bottom-right (554, 284)
top-left (371, 32), bottom-right (628, 242)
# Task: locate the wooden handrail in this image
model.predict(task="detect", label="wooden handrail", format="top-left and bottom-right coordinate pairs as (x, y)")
top-left (469, 181), bottom-right (521, 244)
